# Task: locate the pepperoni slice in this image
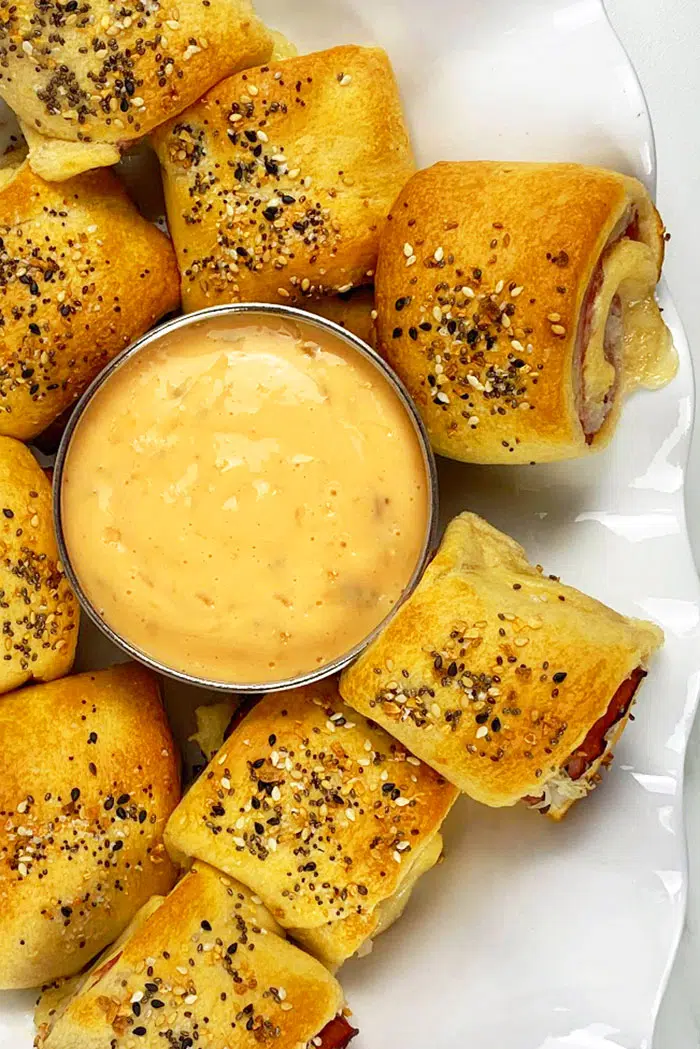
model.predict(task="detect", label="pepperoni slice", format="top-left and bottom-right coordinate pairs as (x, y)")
top-left (565, 667), bottom-right (646, 780)
top-left (315, 1014), bottom-right (359, 1048)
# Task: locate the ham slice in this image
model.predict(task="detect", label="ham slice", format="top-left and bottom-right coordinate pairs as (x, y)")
top-left (564, 667), bottom-right (646, 781)
top-left (574, 209), bottom-right (641, 440)
top-left (523, 666), bottom-right (646, 811)
top-left (316, 1014), bottom-right (359, 1048)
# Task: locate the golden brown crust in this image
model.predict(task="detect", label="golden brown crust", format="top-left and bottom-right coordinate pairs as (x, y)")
top-left (0, 157), bottom-right (180, 440)
top-left (42, 862), bottom-right (344, 1049)
top-left (165, 678), bottom-right (458, 929)
top-left (376, 161), bottom-right (666, 464)
top-left (340, 513), bottom-right (663, 806)
top-left (0, 0), bottom-right (273, 179)
top-left (0, 664), bottom-right (180, 989)
top-left (34, 897), bottom-right (166, 1044)
top-left (0, 436), bottom-right (78, 692)
top-left (152, 46), bottom-right (415, 311)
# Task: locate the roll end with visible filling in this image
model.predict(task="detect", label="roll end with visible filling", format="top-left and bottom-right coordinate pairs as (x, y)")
top-left (376, 161), bottom-right (676, 464)
top-left (340, 512), bottom-right (664, 818)
top-left (38, 862), bottom-right (357, 1049)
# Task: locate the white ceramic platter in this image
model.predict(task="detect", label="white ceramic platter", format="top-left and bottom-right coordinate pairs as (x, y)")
top-left (1, 1), bottom-right (698, 1047)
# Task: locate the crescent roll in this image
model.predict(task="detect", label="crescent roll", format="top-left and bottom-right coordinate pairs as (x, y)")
top-left (164, 680), bottom-right (458, 968)
top-left (0, 152), bottom-right (179, 440)
top-left (0, 0), bottom-right (273, 181)
top-left (376, 162), bottom-right (676, 464)
top-left (39, 861), bottom-right (357, 1049)
top-left (0, 435), bottom-right (78, 693)
top-left (152, 46), bottom-right (415, 311)
top-left (340, 513), bottom-right (663, 820)
top-left (0, 664), bottom-right (180, 989)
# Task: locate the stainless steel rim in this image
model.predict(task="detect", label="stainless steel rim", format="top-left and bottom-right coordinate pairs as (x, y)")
top-left (53, 301), bottom-right (439, 693)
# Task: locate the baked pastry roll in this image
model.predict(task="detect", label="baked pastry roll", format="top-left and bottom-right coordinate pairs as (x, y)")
top-left (0, 663), bottom-right (180, 989)
top-left (340, 513), bottom-right (663, 820)
top-left (0, 152), bottom-right (180, 440)
top-left (38, 861), bottom-right (357, 1049)
top-left (152, 46), bottom-right (414, 311)
top-left (0, 435), bottom-right (77, 693)
top-left (34, 896), bottom-right (167, 1042)
top-left (165, 680), bottom-right (458, 968)
top-left (376, 161), bottom-right (676, 464)
top-left (0, 0), bottom-right (273, 181)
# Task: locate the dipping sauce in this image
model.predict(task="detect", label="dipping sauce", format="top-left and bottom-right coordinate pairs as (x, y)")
top-left (60, 311), bottom-right (431, 685)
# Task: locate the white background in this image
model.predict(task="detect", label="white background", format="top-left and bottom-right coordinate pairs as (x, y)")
top-left (605, 1), bottom-right (700, 1045)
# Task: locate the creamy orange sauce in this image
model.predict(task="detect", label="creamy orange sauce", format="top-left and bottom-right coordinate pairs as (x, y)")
top-left (61, 314), bottom-right (430, 684)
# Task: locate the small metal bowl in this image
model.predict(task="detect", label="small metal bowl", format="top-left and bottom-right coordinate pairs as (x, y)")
top-left (53, 303), bottom-right (438, 693)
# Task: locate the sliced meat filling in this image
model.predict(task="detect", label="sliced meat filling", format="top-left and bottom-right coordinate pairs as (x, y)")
top-left (314, 1014), bottom-right (359, 1048)
top-left (564, 666), bottom-right (646, 780)
top-left (574, 207), bottom-right (643, 441)
top-left (524, 667), bottom-right (646, 811)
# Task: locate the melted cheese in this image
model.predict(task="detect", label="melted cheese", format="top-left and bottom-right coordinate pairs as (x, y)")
top-left (623, 293), bottom-right (678, 391)
top-left (584, 239), bottom-right (677, 428)
top-left (189, 701), bottom-right (239, 762)
top-left (373, 832), bottom-right (443, 939)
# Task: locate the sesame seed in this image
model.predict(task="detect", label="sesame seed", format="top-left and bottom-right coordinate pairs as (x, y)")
top-left (551, 324), bottom-right (566, 335)
top-left (510, 286), bottom-right (524, 297)
top-left (462, 286), bottom-right (475, 298)
top-left (434, 246), bottom-right (444, 262)
top-left (475, 726), bottom-right (489, 739)
top-left (338, 74), bottom-right (352, 86)
top-left (547, 312), bottom-right (561, 322)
